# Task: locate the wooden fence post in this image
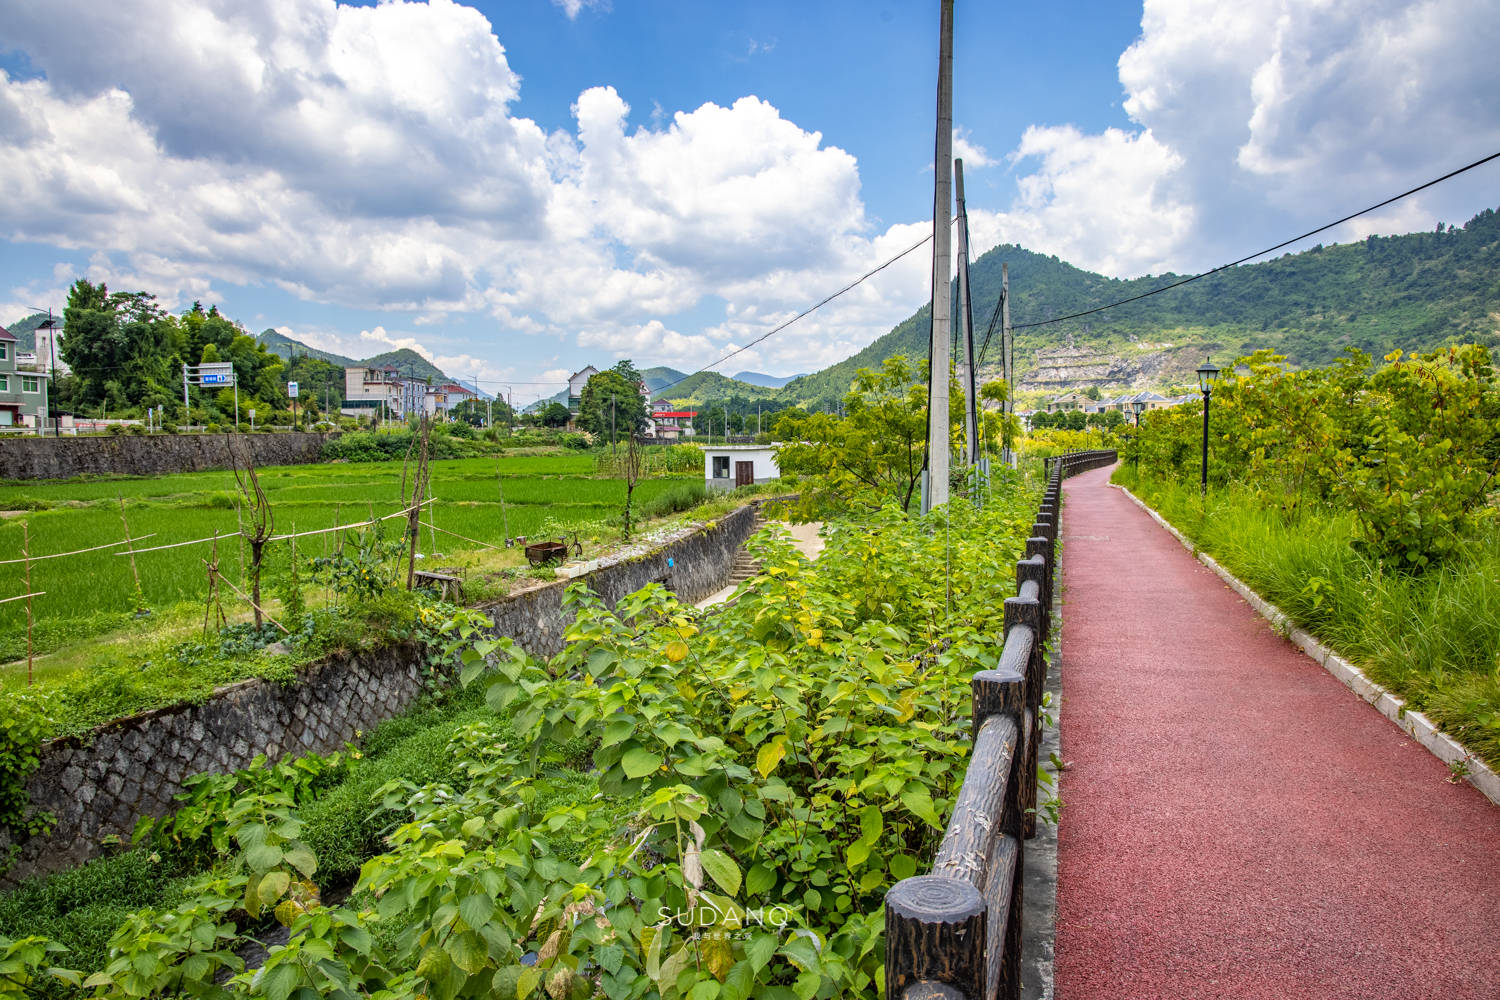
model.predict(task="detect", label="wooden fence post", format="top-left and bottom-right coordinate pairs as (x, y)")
top-left (1004, 595), bottom-right (1043, 840)
top-left (886, 876), bottom-right (987, 1000)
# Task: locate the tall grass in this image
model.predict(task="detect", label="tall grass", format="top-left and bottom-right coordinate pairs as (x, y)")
top-left (1115, 465), bottom-right (1500, 769)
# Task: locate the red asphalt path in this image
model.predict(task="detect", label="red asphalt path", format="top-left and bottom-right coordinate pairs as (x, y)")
top-left (1055, 465), bottom-right (1500, 1000)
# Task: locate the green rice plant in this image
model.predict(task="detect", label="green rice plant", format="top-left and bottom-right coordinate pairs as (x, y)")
top-left (0, 457), bottom-right (695, 658)
top-left (636, 481), bottom-right (708, 520)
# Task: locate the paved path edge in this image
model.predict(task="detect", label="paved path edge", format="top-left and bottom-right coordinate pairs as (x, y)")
top-left (1111, 481), bottom-right (1500, 809)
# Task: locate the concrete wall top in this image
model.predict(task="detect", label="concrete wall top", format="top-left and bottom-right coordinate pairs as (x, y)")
top-left (0, 432), bottom-right (337, 480)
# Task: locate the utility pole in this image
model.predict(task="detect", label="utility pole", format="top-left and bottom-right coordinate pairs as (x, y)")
top-left (924, 0), bottom-right (954, 512)
top-left (1002, 262), bottom-right (1014, 466)
top-left (955, 158), bottom-right (977, 466)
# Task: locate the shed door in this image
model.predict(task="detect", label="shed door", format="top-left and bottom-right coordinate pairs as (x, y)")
top-left (735, 461), bottom-right (754, 487)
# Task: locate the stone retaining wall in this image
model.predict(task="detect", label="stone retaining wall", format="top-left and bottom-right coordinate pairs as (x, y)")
top-left (1, 500), bottom-right (767, 884)
top-left (0, 432), bottom-right (336, 481)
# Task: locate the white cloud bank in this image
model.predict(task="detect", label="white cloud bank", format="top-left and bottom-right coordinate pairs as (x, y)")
top-left (969, 0), bottom-right (1500, 276)
top-left (1, 0), bottom-right (1497, 383)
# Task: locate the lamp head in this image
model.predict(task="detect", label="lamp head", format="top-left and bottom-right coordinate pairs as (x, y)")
top-left (1196, 361), bottom-right (1220, 394)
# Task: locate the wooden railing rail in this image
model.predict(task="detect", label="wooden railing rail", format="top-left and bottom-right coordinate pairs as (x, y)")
top-left (884, 449), bottom-right (1116, 1000)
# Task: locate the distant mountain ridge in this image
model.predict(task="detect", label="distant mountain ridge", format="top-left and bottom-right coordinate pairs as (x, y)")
top-left (778, 205), bottom-right (1500, 408)
top-left (732, 370), bottom-right (806, 388)
top-left (256, 329), bottom-right (358, 368)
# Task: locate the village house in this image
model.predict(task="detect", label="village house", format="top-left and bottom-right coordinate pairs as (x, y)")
top-left (342, 366), bottom-right (426, 420)
top-left (647, 398), bottom-right (698, 440)
top-left (0, 325), bottom-right (49, 431)
top-left (702, 443), bottom-right (779, 490)
top-left (566, 365), bottom-right (599, 413)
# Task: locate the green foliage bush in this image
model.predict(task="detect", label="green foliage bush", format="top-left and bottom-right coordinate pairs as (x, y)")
top-left (1130, 346), bottom-right (1500, 569)
top-left (2, 474), bottom-right (1040, 999)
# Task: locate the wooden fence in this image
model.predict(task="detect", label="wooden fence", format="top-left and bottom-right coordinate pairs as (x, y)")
top-left (884, 448), bottom-right (1117, 1000)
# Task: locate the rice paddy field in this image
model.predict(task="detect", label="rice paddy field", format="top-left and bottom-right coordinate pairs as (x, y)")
top-left (0, 452), bottom-right (699, 661)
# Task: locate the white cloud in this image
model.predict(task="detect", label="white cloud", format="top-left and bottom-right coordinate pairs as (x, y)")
top-left (3, 0), bottom-right (1496, 388)
top-left (953, 128), bottom-right (995, 170)
top-left (551, 0), bottom-right (609, 20)
top-left (973, 124), bottom-right (1193, 276)
top-left (0, 0), bottom-right (897, 380)
top-left (578, 320), bottom-right (716, 367)
top-left (983, 0), bottom-right (1500, 276)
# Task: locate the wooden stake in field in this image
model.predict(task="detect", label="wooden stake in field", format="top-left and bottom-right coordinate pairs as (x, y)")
top-left (495, 462), bottom-right (510, 542)
top-left (22, 522), bottom-right (33, 686)
top-left (203, 530), bottom-right (226, 635)
top-left (406, 416), bottom-right (432, 589)
top-left (621, 432), bottom-right (642, 541)
top-left (117, 495), bottom-right (145, 614)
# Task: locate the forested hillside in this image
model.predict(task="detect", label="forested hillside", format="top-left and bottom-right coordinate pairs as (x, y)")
top-left (783, 206), bottom-right (1500, 408)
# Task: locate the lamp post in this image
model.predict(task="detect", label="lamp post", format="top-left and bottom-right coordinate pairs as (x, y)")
top-left (1131, 398), bottom-right (1146, 471)
top-left (1196, 361), bottom-right (1220, 496)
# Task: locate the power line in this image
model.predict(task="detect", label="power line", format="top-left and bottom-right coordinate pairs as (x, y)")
top-left (1003, 149), bottom-right (1500, 334)
top-left (650, 231), bottom-right (935, 397)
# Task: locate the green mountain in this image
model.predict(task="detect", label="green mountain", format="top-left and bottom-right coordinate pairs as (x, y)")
top-left (255, 331), bottom-right (467, 387)
top-left (781, 205), bottom-right (1500, 406)
top-left (641, 366), bottom-right (689, 393)
top-left (256, 329), bottom-right (358, 367)
top-left (733, 370), bottom-right (805, 388)
top-left (655, 371), bottom-right (779, 404)
top-left (361, 348), bottom-right (448, 383)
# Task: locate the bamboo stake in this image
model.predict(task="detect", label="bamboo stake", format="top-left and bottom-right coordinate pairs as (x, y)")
top-left (22, 522), bottom-right (33, 686)
top-left (0, 535), bottom-right (154, 565)
top-left (406, 417), bottom-right (431, 589)
top-left (497, 461), bottom-right (510, 541)
top-left (203, 531), bottom-right (226, 636)
top-left (118, 496), bottom-right (144, 612)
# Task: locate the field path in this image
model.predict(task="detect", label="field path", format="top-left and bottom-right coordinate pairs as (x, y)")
top-left (1055, 463), bottom-right (1500, 999)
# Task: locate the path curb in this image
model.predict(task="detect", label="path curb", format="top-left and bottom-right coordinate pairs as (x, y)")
top-left (1109, 481), bottom-right (1500, 809)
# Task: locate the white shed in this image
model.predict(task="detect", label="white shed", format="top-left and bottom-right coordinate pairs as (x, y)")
top-left (703, 444), bottom-right (780, 490)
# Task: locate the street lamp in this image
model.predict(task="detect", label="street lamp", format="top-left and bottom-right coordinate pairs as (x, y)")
top-left (1196, 360), bottom-right (1221, 496)
top-left (1131, 398), bottom-right (1146, 472)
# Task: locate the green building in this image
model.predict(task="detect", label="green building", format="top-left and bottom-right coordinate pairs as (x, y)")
top-left (0, 325), bottom-right (50, 431)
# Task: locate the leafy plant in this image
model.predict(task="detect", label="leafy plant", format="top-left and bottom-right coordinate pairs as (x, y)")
top-left (308, 522), bottom-right (403, 600)
top-left (0, 935), bottom-right (78, 998)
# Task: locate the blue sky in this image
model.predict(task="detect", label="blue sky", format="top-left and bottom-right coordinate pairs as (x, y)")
top-left (1, 0), bottom-right (1497, 404)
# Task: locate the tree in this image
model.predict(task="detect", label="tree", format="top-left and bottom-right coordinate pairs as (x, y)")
top-left (538, 401), bottom-right (571, 428)
top-left (578, 368), bottom-right (647, 444)
top-left (774, 355), bottom-right (960, 518)
top-left (60, 280), bottom-right (175, 410)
